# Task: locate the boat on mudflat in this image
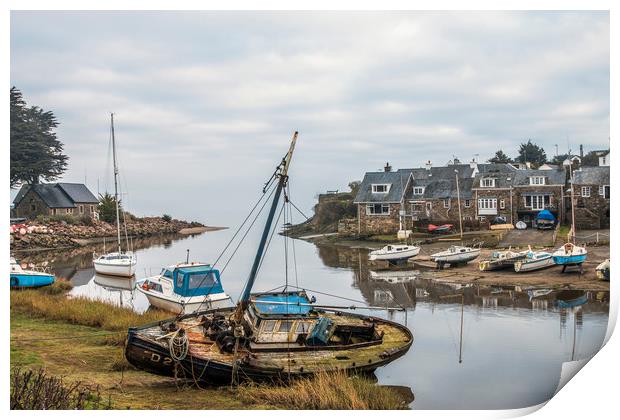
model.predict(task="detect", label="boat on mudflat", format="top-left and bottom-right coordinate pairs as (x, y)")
top-left (10, 257), bottom-right (55, 288)
top-left (369, 244), bottom-right (420, 262)
top-left (596, 259), bottom-right (610, 281)
top-left (430, 245), bottom-right (480, 268)
top-left (552, 243), bottom-right (587, 267)
top-left (479, 249), bottom-right (528, 271)
top-left (514, 251), bottom-right (555, 272)
top-left (137, 262), bottom-right (232, 314)
top-left (125, 132), bottom-right (413, 384)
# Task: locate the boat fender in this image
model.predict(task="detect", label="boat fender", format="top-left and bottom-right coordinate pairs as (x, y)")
top-left (141, 282), bottom-right (150, 291)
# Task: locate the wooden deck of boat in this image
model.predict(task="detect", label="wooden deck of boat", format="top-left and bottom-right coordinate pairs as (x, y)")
top-left (140, 316), bottom-right (411, 373)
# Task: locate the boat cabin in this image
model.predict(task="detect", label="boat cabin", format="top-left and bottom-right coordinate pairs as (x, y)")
top-left (160, 264), bottom-right (224, 297)
top-left (243, 291), bottom-right (381, 347)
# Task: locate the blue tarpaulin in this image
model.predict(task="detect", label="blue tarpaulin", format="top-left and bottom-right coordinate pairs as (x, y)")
top-left (253, 294), bottom-right (313, 315)
top-left (536, 210), bottom-right (555, 221)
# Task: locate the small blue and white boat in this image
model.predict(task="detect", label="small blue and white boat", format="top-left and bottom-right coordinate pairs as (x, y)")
top-left (10, 257), bottom-right (55, 288)
top-left (552, 243), bottom-right (587, 266)
top-left (137, 262), bottom-right (232, 314)
top-left (555, 290), bottom-right (588, 309)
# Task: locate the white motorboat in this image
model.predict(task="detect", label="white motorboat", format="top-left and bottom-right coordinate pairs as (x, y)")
top-left (514, 251), bottom-right (555, 272)
top-left (552, 243), bottom-right (587, 266)
top-left (137, 262), bottom-right (232, 314)
top-left (93, 114), bottom-right (137, 278)
top-left (10, 257), bottom-right (55, 288)
top-left (430, 245), bottom-right (480, 267)
top-left (369, 244), bottom-right (420, 261)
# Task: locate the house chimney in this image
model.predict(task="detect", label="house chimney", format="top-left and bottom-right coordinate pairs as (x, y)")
top-left (470, 159), bottom-right (478, 169)
top-left (425, 160), bottom-right (432, 171)
top-left (384, 162), bottom-right (392, 172)
top-left (580, 144), bottom-right (584, 159)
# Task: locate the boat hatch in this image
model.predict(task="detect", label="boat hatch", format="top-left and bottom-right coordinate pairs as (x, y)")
top-left (252, 293), bottom-right (313, 316)
top-left (173, 266), bottom-right (223, 297)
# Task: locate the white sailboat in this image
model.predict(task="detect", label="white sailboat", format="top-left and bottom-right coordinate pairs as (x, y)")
top-left (93, 114), bottom-right (137, 277)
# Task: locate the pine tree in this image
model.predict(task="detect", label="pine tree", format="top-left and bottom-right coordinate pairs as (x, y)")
top-left (488, 150), bottom-right (512, 164)
top-left (517, 140), bottom-right (547, 168)
top-left (10, 87), bottom-right (68, 188)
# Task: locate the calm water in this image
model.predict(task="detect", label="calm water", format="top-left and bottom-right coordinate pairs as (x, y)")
top-left (15, 231), bottom-right (610, 410)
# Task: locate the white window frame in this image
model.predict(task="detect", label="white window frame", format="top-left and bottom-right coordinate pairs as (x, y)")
top-left (411, 202), bottom-right (424, 212)
top-left (480, 178), bottom-right (496, 188)
top-left (413, 186), bottom-right (425, 195)
top-left (464, 199), bottom-right (471, 208)
top-left (425, 202), bottom-right (432, 212)
top-left (529, 176), bottom-right (545, 185)
top-left (581, 186), bottom-right (591, 198)
top-left (79, 205), bottom-right (84, 214)
top-left (366, 203), bottom-right (390, 215)
top-left (499, 199), bottom-right (505, 210)
top-left (371, 184), bottom-right (391, 194)
top-left (478, 198), bottom-right (497, 210)
top-left (443, 199), bottom-right (450, 208)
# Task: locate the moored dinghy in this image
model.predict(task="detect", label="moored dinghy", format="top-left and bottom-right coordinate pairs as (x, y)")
top-left (125, 132), bottom-right (413, 384)
top-left (596, 259), bottom-right (610, 281)
top-left (514, 250), bottom-right (555, 272)
top-left (369, 244), bottom-right (420, 262)
top-left (137, 262), bottom-right (232, 314)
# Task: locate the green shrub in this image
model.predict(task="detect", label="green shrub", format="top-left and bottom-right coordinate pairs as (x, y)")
top-left (162, 214), bottom-right (172, 222)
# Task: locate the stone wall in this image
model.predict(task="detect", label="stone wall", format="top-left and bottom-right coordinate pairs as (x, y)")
top-left (573, 183), bottom-right (610, 229)
top-left (357, 203), bottom-right (402, 235)
top-left (472, 188), bottom-right (514, 222)
top-left (13, 189), bottom-right (54, 219)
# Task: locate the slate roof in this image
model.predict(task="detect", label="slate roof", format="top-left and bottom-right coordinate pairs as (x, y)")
top-left (407, 164), bottom-right (475, 200)
top-left (353, 170), bottom-right (412, 203)
top-left (512, 169), bottom-right (567, 186)
top-left (573, 166), bottom-right (610, 185)
top-left (472, 163), bottom-right (518, 189)
top-left (13, 183), bottom-right (98, 208)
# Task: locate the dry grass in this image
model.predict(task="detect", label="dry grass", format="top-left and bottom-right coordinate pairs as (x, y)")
top-left (38, 278), bottom-right (74, 295)
top-left (239, 370), bottom-right (409, 410)
top-left (10, 289), bottom-right (172, 344)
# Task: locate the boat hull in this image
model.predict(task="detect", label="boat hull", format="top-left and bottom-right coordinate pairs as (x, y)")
top-left (431, 250), bottom-right (480, 264)
top-left (514, 257), bottom-right (555, 272)
top-left (10, 273), bottom-right (55, 288)
top-left (552, 254), bottom-right (587, 266)
top-left (93, 260), bottom-right (136, 277)
top-left (125, 309), bottom-right (413, 384)
top-left (141, 291), bottom-right (232, 314)
top-left (369, 248), bottom-right (420, 261)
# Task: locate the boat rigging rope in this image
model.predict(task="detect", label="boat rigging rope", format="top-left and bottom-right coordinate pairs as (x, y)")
top-left (168, 329), bottom-right (189, 362)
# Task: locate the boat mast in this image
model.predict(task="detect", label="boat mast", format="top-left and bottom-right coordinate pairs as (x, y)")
top-left (455, 169), bottom-right (463, 240)
top-left (111, 113), bottom-right (122, 254)
top-left (569, 162), bottom-right (576, 244)
top-left (238, 131), bottom-right (299, 307)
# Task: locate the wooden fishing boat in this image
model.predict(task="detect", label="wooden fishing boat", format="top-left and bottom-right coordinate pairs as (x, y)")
top-left (137, 262), bottom-right (232, 314)
top-left (514, 251), bottom-right (555, 273)
top-left (10, 257), bottom-right (55, 288)
top-left (125, 132), bottom-right (413, 384)
top-left (430, 245), bottom-right (480, 268)
top-left (479, 250), bottom-right (528, 271)
top-left (368, 244), bottom-right (420, 262)
top-left (596, 259), bottom-right (610, 281)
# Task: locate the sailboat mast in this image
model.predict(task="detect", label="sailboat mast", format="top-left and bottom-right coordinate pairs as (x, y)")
top-left (239, 132), bottom-right (298, 306)
top-left (569, 162), bottom-right (576, 243)
top-left (111, 113), bottom-right (122, 254)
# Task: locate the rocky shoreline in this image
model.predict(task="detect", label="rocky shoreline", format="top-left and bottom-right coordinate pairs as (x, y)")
top-left (10, 217), bottom-right (226, 251)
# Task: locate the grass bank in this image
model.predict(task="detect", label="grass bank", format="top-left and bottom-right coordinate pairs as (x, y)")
top-left (11, 287), bottom-right (409, 409)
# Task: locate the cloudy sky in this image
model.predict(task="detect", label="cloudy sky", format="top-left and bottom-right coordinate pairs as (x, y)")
top-left (10, 11), bottom-right (610, 225)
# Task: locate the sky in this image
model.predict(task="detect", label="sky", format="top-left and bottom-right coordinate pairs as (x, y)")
top-left (10, 11), bottom-right (610, 226)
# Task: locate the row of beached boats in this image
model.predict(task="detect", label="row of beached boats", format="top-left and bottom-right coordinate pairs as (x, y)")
top-left (368, 240), bottom-right (599, 276)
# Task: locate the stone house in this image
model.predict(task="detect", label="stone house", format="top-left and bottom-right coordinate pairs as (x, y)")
top-left (405, 162), bottom-right (477, 225)
top-left (12, 182), bottom-right (99, 220)
top-left (353, 167), bottom-right (413, 234)
top-left (511, 168), bottom-right (566, 226)
top-left (570, 166), bottom-right (610, 229)
top-left (471, 163), bottom-right (518, 224)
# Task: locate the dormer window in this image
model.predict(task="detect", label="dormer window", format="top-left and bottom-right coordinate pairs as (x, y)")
top-left (372, 184), bottom-right (391, 193)
top-left (480, 178), bottom-right (495, 188)
top-left (413, 186), bottom-right (425, 195)
top-left (529, 176), bottom-right (545, 185)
